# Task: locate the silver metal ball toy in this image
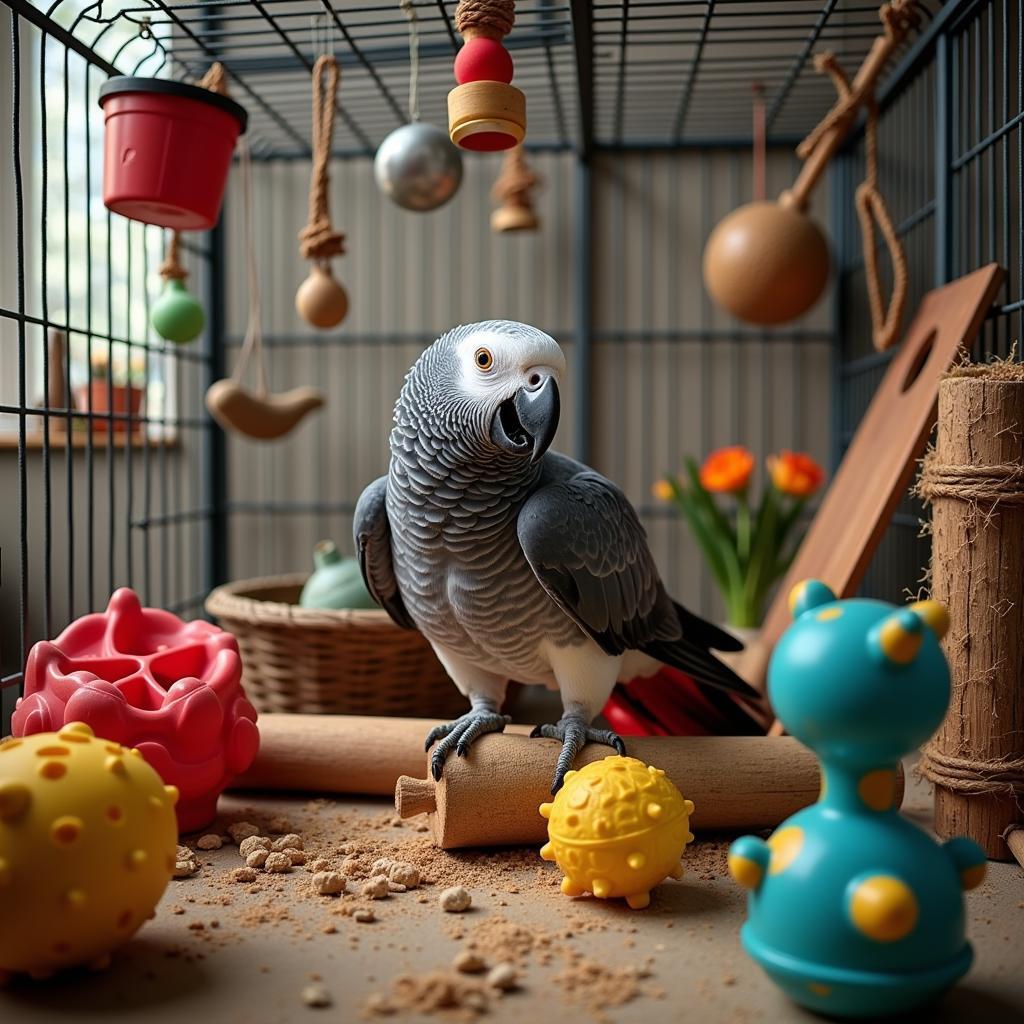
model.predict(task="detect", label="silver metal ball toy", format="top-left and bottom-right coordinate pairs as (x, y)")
top-left (374, 122), bottom-right (463, 212)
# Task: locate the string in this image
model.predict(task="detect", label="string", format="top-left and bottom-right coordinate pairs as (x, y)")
top-left (233, 136), bottom-right (268, 398)
top-left (158, 230), bottom-right (188, 281)
top-left (751, 82), bottom-right (765, 202)
top-left (400, 0), bottom-right (420, 123)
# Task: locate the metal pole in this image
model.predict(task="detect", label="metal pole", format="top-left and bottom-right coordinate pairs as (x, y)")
top-left (934, 30), bottom-right (954, 286)
top-left (203, 214), bottom-right (228, 596)
top-left (572, 155), bottom-right (593, 464)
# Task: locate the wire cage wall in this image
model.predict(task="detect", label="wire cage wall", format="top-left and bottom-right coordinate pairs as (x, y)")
top-left (1, 0), bottom-right (1020, 734)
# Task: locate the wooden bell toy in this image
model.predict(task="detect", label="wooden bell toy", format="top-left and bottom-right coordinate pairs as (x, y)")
top-left (491, 145), bottom-right (540, 233)
top-left (703, 0), bottom-right (916, 344)
top-left (448, 0), bottom-right (525, 151)
top-left (295, 55), bottom-right (348, 330)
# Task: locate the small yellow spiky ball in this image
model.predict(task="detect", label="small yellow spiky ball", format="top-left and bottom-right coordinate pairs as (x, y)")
top-left (0, 722), bottom-right (178, 981)
top-left (539, 755), bottom-right (695, 909)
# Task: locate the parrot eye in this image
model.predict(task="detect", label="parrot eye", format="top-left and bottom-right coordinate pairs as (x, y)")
top-left (474, 348), bottom-right (494, 372)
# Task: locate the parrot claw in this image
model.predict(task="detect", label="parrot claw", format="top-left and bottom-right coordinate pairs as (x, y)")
top-left (426, 706), bottom-right (511, 781)
top-left (531, 716), bottom-right (626, 793)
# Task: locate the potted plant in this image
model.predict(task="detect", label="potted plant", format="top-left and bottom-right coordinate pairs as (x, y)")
top-left (75, 349), bottom-right (145, 434)
top-left (654, 447), bottom-right (825, 635)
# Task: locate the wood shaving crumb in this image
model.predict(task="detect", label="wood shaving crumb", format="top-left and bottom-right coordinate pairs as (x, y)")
top-left (367, 971), bottom-right (492, 1018)
top-left (271, 834), bottom-right (304, 852)
top-left (173, 846), bottom-right (200, 878)
top-left (388, 862), bottom-right (420, 888)
top-left (246, 849), bottom-right (270, 869)
top-left (388, 881), bottom-right (408, 894)
top-left (195, 834), bottom-right (223, 850)
top-left (287, 849), bottom-right (308, 866)
top-left (362, 875), bottom-right (389, 899)
top-left (453, 951), bottom-right (487, 975)
top-left (312, 871), bottom-right (347, 896)
top-left (230, 867), bottom-right (258, 883)
top-left (486, 963), bottom-right (517, 992)
top-left (354, 909), bottom-right (375, 923)
top-left (239, 835), bottom-right (272, 858)
top-left (439, 886), bottom-right (472, 913)
top-left (228, 822), bottom-right (261, 844)
top-left (301, 983), bottom-right (332, 1008)
top-left (269, 816), bottom-right (293, 834)
top-left (308, 857), bottom-right (331, 873)
top-left (264, 852), bottom-right (292, 874)
top-left (340, 857), bottom-right (363, 877)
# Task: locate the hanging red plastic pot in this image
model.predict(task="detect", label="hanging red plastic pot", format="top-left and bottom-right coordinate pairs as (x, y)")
top-left (98, 77), bottom-right (248, 231)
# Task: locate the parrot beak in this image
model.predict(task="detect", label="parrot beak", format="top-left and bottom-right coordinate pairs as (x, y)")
top-left (490, 375), bottom-right (560, 462)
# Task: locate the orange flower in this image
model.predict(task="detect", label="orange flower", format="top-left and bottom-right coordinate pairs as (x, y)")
top-left (651, 478), bottom-right (675, 502)
top-left (699, 446), bottom-right (754, 494)
top-left (767, 451), bottom-right (825, 497)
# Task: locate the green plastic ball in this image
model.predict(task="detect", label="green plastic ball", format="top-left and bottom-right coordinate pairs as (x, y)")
top-left (151, 278), bottom-right (205, 344)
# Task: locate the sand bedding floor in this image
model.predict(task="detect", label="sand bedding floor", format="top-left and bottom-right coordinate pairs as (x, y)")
top-left (2, 769), bottom-right (1022, 1024)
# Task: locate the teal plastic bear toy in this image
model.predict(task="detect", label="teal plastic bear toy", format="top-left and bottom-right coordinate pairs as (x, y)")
top-left (730, 580), bottom-right (986, 1019)
top-left (298, 539), bottom-right (377, 611)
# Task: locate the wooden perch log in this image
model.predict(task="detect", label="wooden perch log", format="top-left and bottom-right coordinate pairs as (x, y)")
top-left (235, 714), bottom-right (903, 849)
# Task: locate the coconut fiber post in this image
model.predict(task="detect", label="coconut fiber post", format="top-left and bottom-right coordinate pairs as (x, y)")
top-left (918, 362), bottom-right (1024, 860)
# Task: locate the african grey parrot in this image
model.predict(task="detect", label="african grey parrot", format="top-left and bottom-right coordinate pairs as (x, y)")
top-left (354, 320), bottom-right (757, 793)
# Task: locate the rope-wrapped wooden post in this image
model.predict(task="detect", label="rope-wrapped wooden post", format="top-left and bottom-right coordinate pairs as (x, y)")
top-left (918, 362), bottom-right (1024, 860)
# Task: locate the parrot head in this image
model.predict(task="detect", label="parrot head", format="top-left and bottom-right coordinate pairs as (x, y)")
top-left (399, 320), bottom-right (565, 464)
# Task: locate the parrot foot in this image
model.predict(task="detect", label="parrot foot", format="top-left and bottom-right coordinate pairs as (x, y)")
top-left (426, 705), bottom-right (511, 781)
top-left (530, 715), bottom-right (626, 793)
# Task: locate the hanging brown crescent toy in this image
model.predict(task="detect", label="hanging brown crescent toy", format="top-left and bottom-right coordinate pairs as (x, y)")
top-left (703, 0), bottom-right (915, 351)
top-left (295, 55), bottom-right (349, 329)
top-left (205, 77), bottom-right (324, 441)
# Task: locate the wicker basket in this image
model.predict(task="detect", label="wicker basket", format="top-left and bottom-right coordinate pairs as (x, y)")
top-left (205, 573), bottom-right (467, 718)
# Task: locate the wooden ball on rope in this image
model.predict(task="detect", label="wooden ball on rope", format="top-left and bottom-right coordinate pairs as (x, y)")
top-left (296, 263), bottom-right (348, 329)
top-left (702, 195), bottom-right (830, 326)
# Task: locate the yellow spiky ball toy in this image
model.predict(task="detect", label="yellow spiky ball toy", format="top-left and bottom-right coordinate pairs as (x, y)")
top-left (539, 755), bottom-right (695, 909)
top-left (0, 722), bottom-right (178, 981)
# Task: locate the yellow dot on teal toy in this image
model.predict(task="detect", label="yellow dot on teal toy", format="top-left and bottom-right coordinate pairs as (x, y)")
top-left (728, 853), bottom-right (764, 889)
top-left (857, 769), bottom-right (897, 812)
top-left (817, 607), bottom-right (843, 621)
top-left (767, 825), bottom-right (804, 875)
top-left (848, 875), bottom-right (918, 942)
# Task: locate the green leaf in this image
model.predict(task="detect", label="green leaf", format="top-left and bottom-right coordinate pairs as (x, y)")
top-left (681, 459), bottom-right (743, 601)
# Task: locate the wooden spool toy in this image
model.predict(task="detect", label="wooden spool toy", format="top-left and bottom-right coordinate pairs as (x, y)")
top-left (703, 0), bottom-right (915, 349)
top-left (447, 0), bottom-right (525, 151)
top-left (295, 55), bottom-right (348, 330)
top-left (491, 144), bottom-right (540, 233)
top-left (206, 138), bottom-right (324, 442)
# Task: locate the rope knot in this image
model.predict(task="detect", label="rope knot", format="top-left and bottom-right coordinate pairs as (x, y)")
top-left (455, 0), bottom-right (515, 39)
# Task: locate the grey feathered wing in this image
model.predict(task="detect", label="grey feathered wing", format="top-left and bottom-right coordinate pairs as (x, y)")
top-left (517, 465), bottom-right (758, 699)
top-left (353, 475), bottom-right (416, 630)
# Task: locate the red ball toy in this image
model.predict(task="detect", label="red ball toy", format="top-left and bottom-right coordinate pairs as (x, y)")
top-left (454, 36), bottom-right (514, 85)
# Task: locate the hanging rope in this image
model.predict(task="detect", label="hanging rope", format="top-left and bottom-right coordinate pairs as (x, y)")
top-left (797, 25), bottom-right (910, 353)
top-left (454, 0), bottom-right (515, 38)
top-left (199, 61), bottom-right (228, 95)
top-left (158, 231), bottom-right (188, 281)
top-left (298, 55), bottom-right (345, 263)
top-left (400, 0), bottom-right (420, 122)
top-left (856, 98), bottom-right (909, 352)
